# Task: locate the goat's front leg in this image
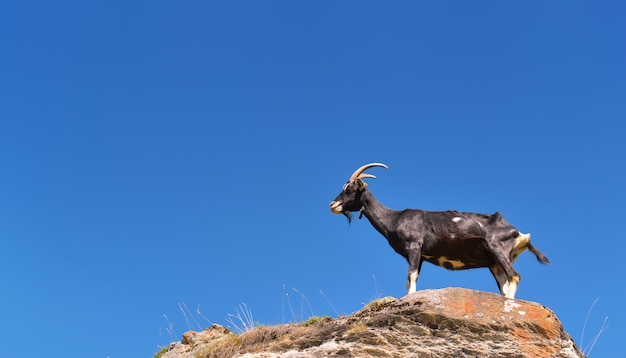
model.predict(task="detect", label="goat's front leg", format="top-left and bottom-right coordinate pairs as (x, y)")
top-left (406, 269), bottom-right (419, 294)
top-left (406, 244), bottom-right (423, 295)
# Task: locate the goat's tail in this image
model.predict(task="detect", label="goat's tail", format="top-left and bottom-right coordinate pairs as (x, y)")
top-left (527, 242), bottom-right (550, 265)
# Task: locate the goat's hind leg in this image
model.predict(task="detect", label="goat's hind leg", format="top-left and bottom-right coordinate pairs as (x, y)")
top-left (485, 235), bottom-right (521, 299)
top-left (489, 263), bottom-right (519, 298)
top-left (502, 274), bottom-right (520, 299)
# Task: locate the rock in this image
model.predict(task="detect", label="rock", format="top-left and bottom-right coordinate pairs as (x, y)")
top-left (162, 324), bottom-right (234, 358)
top-left (159, 288), bottom-right (584, 358)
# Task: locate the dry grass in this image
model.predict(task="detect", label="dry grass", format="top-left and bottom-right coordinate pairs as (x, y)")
top-left (346, 323), bottom-right (368, 335)
top-left (171, 296), bottom-right (401, 358)
top-left (226, 303), bottom-right (256, 334)
top-left (195, 333), bottom-right (242, 358)
top-left (580, 297), bottom-right (609, 357)
top-left (194, 324), bottom-right (298, 358)
top-left (303, 315), bottom-right (332, 326)
top-left (355, 296), bottom-right (396, 317)
top-left (240, 324), bottom-right (296, 347)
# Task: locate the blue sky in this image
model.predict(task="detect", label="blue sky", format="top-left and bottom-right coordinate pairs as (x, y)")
top-left (1, 1), bottom-right (624, 357)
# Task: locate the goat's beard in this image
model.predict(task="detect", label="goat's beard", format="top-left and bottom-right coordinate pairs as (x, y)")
top-left (342, 208), bottom-right (365, 224)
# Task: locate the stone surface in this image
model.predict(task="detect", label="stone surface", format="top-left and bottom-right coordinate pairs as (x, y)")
top-left (159, 288), bottom-right (584, 358)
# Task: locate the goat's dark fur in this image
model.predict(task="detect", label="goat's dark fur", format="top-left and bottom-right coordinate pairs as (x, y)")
top-left (330, 163), bottom-right (549, 298)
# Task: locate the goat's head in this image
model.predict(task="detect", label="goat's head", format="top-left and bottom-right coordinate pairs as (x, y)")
top-left (330, 162), bottom-right (388, 222)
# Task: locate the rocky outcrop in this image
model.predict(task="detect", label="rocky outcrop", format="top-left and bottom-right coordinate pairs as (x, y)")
top-left (159, 288), bottom-right (584, 358)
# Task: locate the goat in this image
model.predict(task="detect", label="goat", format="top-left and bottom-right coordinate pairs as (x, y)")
top-left (329, 163), bottom-right (550, 299)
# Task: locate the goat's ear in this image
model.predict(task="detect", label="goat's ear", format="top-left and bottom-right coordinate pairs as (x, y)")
top-left (356, 178), bottom-right (368, 190)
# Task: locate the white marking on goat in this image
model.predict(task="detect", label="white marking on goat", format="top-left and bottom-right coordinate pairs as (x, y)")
top-left (407, 271), bottom-right (419, 294)
top-left (510, 233), bottom-right (531, 263)
top-left (329, 201), bottom-right (343, 214)
top-left (502, 275), bottom-right (520, 299)
top-left (452, 217), bottom-right (462, 223)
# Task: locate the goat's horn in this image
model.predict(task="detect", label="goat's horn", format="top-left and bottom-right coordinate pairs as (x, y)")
top-left (358, 173), bottom-right (377, 180)
top-left (349, 163), bottom-right (388, 182)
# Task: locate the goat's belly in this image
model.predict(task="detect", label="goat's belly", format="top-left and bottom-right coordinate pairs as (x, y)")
top-left (422, 239), bottom-right (495, 270)
top-left (421, 255), bottom-right (491, 270)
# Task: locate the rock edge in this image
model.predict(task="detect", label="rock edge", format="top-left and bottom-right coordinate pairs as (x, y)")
top-left (160, 288), bottom-right (584, 358)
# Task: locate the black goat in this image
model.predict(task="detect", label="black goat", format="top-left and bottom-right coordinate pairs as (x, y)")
top-left (329, 163), bottom-right (550, 298)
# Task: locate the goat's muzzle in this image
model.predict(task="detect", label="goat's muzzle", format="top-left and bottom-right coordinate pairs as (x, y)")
top-left (329, 201), bottom-right (343, 214)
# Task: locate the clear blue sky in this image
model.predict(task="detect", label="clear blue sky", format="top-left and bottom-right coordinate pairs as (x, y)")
top-left (1, 1), bottom-right (624, 357)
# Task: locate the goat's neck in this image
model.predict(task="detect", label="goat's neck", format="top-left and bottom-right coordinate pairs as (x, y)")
top-left (359, 189), bottom-right (396, 237)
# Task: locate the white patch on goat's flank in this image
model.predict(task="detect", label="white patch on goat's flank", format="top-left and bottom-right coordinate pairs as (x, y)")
top-left (452, 217), bottom-right (462, 223)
